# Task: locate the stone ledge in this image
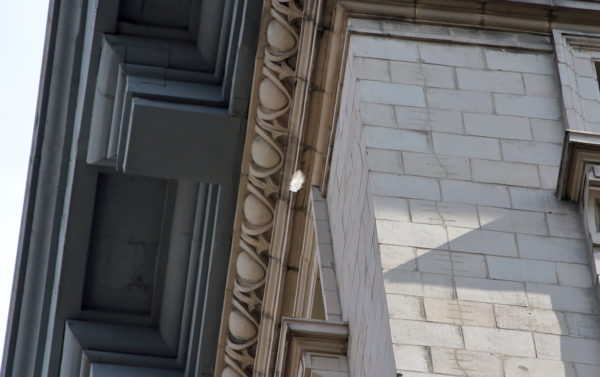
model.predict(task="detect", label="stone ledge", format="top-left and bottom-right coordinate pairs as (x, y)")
top-left (274, 318), bottom-right (349, 377)
top-left (557, 129), bottom-right (600, 201)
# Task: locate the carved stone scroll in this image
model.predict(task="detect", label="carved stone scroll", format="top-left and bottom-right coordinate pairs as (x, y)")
top-left (221, 1), bottom-right (303, 376)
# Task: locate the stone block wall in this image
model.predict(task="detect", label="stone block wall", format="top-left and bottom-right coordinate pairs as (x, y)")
top-left (326, 43), bottom-right (397, 377)
top-left (327, 23), bottom-right (600, 377)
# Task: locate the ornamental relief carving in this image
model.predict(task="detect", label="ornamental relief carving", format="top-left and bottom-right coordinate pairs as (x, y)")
top-left (222, 1), bottom-right (303, 376)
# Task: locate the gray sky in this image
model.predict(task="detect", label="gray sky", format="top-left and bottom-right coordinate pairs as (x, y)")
top-left (0, 0), bottom-right (49, 358)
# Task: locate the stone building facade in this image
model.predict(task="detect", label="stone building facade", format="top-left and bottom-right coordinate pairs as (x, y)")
top-left (329, 23), bottom-right (599, 377)
top-left (5, 1), bottom-right (600, 377)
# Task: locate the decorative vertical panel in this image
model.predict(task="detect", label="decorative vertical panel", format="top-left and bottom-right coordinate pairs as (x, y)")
top-left (222, 1), bottom-right (303, 376)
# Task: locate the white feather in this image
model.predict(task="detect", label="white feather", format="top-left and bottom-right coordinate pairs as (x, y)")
top-left (289, 170), bottom-right (305, 192)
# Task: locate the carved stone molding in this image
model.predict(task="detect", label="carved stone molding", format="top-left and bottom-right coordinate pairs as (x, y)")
top-left (218, 1), bottom-right (305, 376)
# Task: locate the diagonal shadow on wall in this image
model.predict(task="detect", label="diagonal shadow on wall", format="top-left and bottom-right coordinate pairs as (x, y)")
top-left (380, 213), bottom-right (600, 377)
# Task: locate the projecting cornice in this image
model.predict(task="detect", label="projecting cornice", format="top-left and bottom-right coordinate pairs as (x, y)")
top-left (2, 0), bottom-right (261, 376)
top-left (325, 0), bottom-right (600, 35)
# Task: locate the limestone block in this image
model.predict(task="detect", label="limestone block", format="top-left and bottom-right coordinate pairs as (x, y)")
top-left (313, 199), bottom-right (328, 221)
top-left (360, 81), bottom-right (425, 107)
top-left (421, 273), bottom-right (456, 299)
top-left (526, 283), bottom-right (598, 314)
top-left (494, 94), bottom-right (561, 120)
top-left (523, 73), bottom-right (560, 98)
top-left (471, 159), bottom-right (540, 187)
top-left (556, 263), bottom-right (593, 288)
top-left (427, 88), bottom-right (493, 113)
top-left (430, 347), bottom-right (503, 377)
top-left (374, 196), bottom-right (410, 222)
top-left (575, 76), bottom-right (600, 100)
top-left (517, 234), bottom-right (587, 264)
top-left (403, 153), bottom-right (471, 181)
top-left (409, 200), bottom-right (479, 228)
top-left (376, 220), bottom-right (447, 249)
top-left (353, 57), bottom-right (391, 82)
top-left (504, 357), bottom-right (576, 377)
top-left (316, 220), bottom-right (332, 245)
top-left (457, 68), bottom-right (524, 94)
top-left (478, 206), bottom-right (548, 236)
top-left (463, 326), bottom-right (535, 357)
top-left (557, 62), bottom-right (577, 87)
top-left (575, 363), bottom-right (600, 377)
top-left (319, 243), bottom-right (335, 268)
top-left (501, 140), bottom-right (562, 165)
top-left (487, 256), bottom-right (557, 284)
top-left (351, 35), bottom-right (419, 61)
top-left (383, 270), bottom-right (426, 297)
top-left (360, 102), bottom-right (395, 128)
top-left (415, 249), bottom-right (452, 275)
top-left (363, 126), bottom-right (432, 153)
top-left (510, 188), bottom-right (577, 214)
top-left (384, 269), bottom-right (456, 299)
top-left (441, 180), bottom-right (510, 207)
top-left (380, 245), bottom-right (417, 271)
top-left (450, 252), bottom-right (488, 278)
top-left (390, 61), bottom-right (455, 89)
top-left (433, 133), bottom-right (501, 160)
top-left (419, 43), bottom-right (485, 68)
top-left (392, 106), bottom-right (428, 130)
top-left (463, 112), bottom-right (532, 140)
top-left (534, 333), bottom-right (600, 364)
top-left (485, 49), bottom-right (554, 74)
top-left (494, 304), bottom-right (566, 334)
top-left (393, 344), bottom-right (431, 373)
top-left (424, 107), bottom-right (464, 134)
top-left (366, 148), bottom-right (403, 174)
top-left (538, 165), bottom-right (560, 190)
top-left (447, 227), bottom-right (517, 257)
top-left (387, 294), bottom-right (424, 320)
top-left (565, 312), bottom-right (600, 339)
top-left (573, 57), bottom-right (596, 78)
top-left (455, 276), bottom-right (527, 306)
top-left (582, 99), bottom-right (600, 123)
top-left (320, 266), bottom-right (338, 291)
top-left (390, 319), bottom-right (464, 348)
top-left (370, 173), bottom-right (441, 200)
top-left (323, 290), bottom-right (342, 317)
top-left (423, 297), bottom-right (495, 327)
top-left (531, 119), bottom-right (564, 143)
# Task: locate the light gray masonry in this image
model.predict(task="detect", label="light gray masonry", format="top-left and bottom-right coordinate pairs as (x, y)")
top-left (327, 22), bottom-right (600, 377)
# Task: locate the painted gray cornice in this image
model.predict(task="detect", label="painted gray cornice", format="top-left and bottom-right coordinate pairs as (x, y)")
top-left (1, 0), bottom-right (261, 376)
